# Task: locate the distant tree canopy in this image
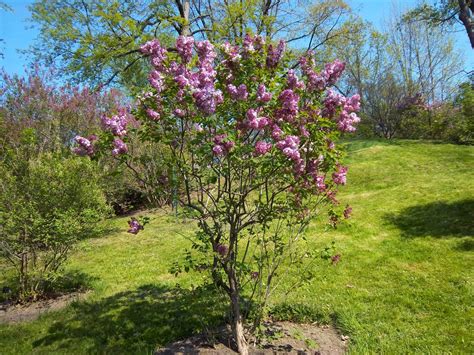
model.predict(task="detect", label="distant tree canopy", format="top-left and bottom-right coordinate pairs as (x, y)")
top-left (28, 0), bottom-right (353, 91)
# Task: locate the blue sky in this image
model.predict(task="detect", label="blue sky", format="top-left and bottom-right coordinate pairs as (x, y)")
top-left (0, 0), bottom-right (472, 76)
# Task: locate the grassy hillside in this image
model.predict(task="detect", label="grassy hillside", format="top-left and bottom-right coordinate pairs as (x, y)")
top-left (1, 140), bottom-right (473, 353)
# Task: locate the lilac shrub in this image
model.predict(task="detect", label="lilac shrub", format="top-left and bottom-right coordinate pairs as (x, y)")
top-left (79, 34), bottom-right (360, 354)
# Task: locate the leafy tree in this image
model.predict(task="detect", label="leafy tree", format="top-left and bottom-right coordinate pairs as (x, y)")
top-left (28, 0), bottom-right (353, 91)
top-left (0, 149), bottom-right (110, 300)
top-left (407, 0), bottom-right (474, 49)
top-left (76, 35), bottom-right (360, 354)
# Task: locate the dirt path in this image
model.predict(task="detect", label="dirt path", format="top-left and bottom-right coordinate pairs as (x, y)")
top-left (0, 292), bottom-right (88, 324)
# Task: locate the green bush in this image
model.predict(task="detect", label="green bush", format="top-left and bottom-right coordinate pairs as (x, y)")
top-left (0, 153), bottom-right (110, 300)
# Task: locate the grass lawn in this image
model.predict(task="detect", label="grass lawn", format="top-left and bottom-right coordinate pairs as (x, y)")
top-left (1, 139), bottom-right (473, 354)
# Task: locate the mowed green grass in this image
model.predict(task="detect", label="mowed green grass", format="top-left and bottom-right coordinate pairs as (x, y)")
top-left (0, 139), bottom-right (473, 354)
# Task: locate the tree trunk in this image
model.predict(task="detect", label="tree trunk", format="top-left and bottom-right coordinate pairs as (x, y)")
top-left (458, 0), bottom-right (474, 48)
top-left (228, 268), bottom-right (248, 354)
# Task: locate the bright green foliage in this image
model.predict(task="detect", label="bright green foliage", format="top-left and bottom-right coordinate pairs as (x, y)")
top-left (0, 151), bottom-right (110, 300)
top-left (0, 140), bottom-right (472, 353)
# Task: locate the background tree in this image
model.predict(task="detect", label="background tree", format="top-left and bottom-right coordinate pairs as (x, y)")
top-left (407, 0), bottom-right (474, 49)
top-left (28, 0), bottom-right (353, 91)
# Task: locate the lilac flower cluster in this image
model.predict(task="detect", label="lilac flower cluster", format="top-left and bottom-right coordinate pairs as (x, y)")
top-left (216, 244), bottom-right (228, 257)
top-left (112, 138), bottom-right (128, 156)
top-left (101, 109), bottom-right (129, 137)
top-left (127, 218), bottom-right (143, 234)
top-left (99, 108), bottom-right (131, 156)
top-left (332, 165), bottom-right (348, 185)
top-left (176, 35), bottom-right (194, 63)
top-left (254, 141), bottom-right (272, 156)
top-left (275, 89), bottom-right (299, 122)
top-left (266, 40), bottom-right (286, 68)
top-left (275, 135), bottom-right (301, 161)
top-left (227, 84), bottom-right (248, 101)
top-left (300, 56), bottom-right (346, 92)
top-left (73, 135), bottom-right (97, 157)
top-left (323, 90), bottom-right (361, 132)
top-left (212, 134), bottom-right (235, 156)
top-left (246, 108), bottom-right (269, 130)
top-left (257, 84), bottom-right (272, 103)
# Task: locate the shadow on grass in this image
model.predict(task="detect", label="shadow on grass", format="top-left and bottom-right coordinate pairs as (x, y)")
top-left (1, 270), bottom-right (97, 303)
top-left (385, 199), bottom-right (474, 239)
top-left (33, 283), bottom-right (227, 353)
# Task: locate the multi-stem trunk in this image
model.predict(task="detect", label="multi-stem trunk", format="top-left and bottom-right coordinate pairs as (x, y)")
top-left (228, 267), bottom-right (249, 355)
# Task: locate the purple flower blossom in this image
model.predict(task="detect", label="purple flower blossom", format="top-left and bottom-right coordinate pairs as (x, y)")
top-left (331, 254), bottom-right (341, 265)
top-left (243, 34), bottom-right (255, 54)
top-left (176, 35), bottom-right (194, 64)
top-left (127, 218), bottom-right (143, 234)
top-left (196, 40), bottom-right (216, 65)
top-left (343, 205), bottom-right (352, 219)
top-left (73, 135), bottom-right (96, 157)
top-left (286, 69), bottom-right (305, 90)
top-left (324, 59), bottom-right (345, 86)
top-left (140, 39), bottom-right (168, 71)
top-left (149, 70), bottom-right (164, 92)
top-left (227, 84), bottom-right (248, 101)
top-left (266, 40), bottom-right (286, 68)
top-left (275, 89), bottom-right (299, 122)
top-left (112, 138), bottom-right (128, 156)
top-left (254, 141), bottom-right (272, 156)
top-left (101, 110), bottom-right (129, 137)
top-left (257, 84), bottom-right (272, 103)
top-left (332, 165), bottom-right (348, 185)
top-left (246, 108), bottom-right (269, 130)
top-left (146, 108), bottom-right (160, 120)
top-left (250, 271), bottom-right (259, 279)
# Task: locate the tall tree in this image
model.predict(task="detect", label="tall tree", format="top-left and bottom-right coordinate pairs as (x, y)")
top-left (407, 0), bottom-right (474, 49)
top-left (28, 0), bottom-right (352, 91)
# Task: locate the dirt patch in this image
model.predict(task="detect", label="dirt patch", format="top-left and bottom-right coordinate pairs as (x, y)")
top-left (0, 292), bottom-right (88, 324)
top-left (156, 321), bottom-right (348, 354)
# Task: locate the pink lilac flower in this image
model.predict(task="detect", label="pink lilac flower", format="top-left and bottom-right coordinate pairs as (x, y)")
top-left (73, 135), bottom-right (96, 156)
top-left (271, 124), bottom-right (283, 140)
top-left (222, 42), bottom-right (241, 63)
top-left (127, 218), bottom-right (143, 234)
top-left (276, 135), bottom-right (300, 162)
top-left (193, 123), bottom-right (204, 132)
top-left (101, 110), bottom-right (128, 137)
top-left (212, 144), bottom-right (224, 156)
top-left (250, 271), bottom-right (259, 279)
top-left (140, 39), bottom-right (168, 72)
top-left (322, 89), bottom-right (346, 118)
top-left (257, 84), bottom-right (272, 103)
top-left (254, 35), bottom-right (265, 51)
top-left (196, 40), bottom-right (216, 65)
top-left (174, 108), bottom-right (186, 117)
top-left (275, 89), bottom-right (299, 122)
top-left (286, 69), bottom-right (305, 90)
top-left (246, 108), bottom-right (269, 130)
top-left (337, 111), bottom-right (360, 132)
top-left (343, 205), bottom-right (352, 219)
top-left (324, 59), bottom-right (345, 86)
top-left (266, 40), bottom-right (286, 68)
top-left (254, 141), bottom-right (272, 156)
top-left (314, 174), bottom-right (326, 191)
top-left (176, 35), bottom-right (194, 64)
top-left (243, 34), bottom-right (255, 54)
top-left (227, 84), bottom-right (248, 101)
top-left (146, 108), bottom-right (160, 120)
top-left (331, 254), bottom-right (341, 265)
top-left (149, 70), bottom-right (164, 92)
top-left (212, 134), bottom-right (234, 156)
top-left (112, 138), bottom-right (128, 156)
top-left (332, 165), bottom-right (348, 185)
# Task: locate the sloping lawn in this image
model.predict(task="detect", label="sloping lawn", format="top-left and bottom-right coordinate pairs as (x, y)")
top-left (0, 139), bottom-right (472, 353)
